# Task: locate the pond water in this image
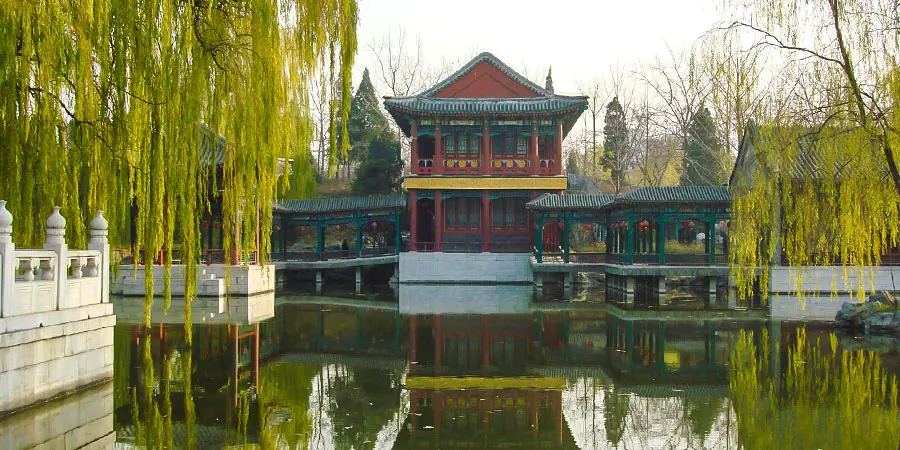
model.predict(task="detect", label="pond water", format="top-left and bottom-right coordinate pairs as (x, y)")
top-left (2, 293), bottom-right (899, 449)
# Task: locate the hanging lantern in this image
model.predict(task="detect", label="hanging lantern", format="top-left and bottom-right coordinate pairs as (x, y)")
top-left (274, 225), bottom-right (281, 232)
top-left (583, 224), bottom-right (593, 232)
top-left (651, 222), bottom-right (657, 230)
top-left (335, 224), bottom-right (342, 231)
top-left (213, 222), bottom-right (221, 229)
top-left (688, 221), bottom-right (695, 229)
top-left (639, 220), bottom-right (650, 230)
top-left (201, 221), bottom-right (209, 228)
top-left (371, 221), bottom-right (378, 229)
top-left (557, 222), bottom-right (565, 230)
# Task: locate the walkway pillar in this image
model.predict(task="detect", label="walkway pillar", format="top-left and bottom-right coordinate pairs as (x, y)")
top-left (624, 276), bottom-right (635, 306)
top-left (625, 220), bottom-right (634, 265)
top-left (535, 214), bottom-right (544, 262)
top-left (316, 222), bottom-right (324, 261)
top-left (530, 125), bottom-right (539, 173)
top-left (657, 221), bottom-right (666, 265)
top-left (562, 215), bottom-right (571, 263)
top-left (434, 190), bottom-right (443, 251)
top-left (394, 211), bottom-right (401, 254)
top-left (315, 269), bottom-right (323, 294)
top-left (356, 216), bottom-right (363, 258)
top-left (409, 191), bottom-right (418, 250)
top-left (355, 267), bottom-right (362, 295)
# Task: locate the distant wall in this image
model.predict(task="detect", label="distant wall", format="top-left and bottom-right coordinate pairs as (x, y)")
top-left (767, 266), bottom-right (900, 321)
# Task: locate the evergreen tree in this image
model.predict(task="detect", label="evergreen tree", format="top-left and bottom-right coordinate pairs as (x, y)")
top-left (351, 130), bottom-right (404, 195)
top-left (680, 105), bottom-right (723, 185)
top-left (348, 68), bottom-right (391, 145)
top-left (601, 97), bottom-right (629, 193)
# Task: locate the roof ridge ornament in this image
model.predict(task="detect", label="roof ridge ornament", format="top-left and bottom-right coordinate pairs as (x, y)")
top-left (545, 67), bottom-right (554, 93)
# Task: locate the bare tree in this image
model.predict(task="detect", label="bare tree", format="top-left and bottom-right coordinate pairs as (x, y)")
top-left (637, 45), bottom-right (715, 184)
top-left (368, 27), bottom-right (455, 172)
top-left (579, 77), bottom-right (605, 170)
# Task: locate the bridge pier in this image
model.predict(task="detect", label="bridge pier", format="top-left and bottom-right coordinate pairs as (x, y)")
top-left (656, 276), bottom-right (667, 307)
top-left (355, 267), bottom-right (362, 295)
top-left (708, 276), bottom-right (718, 307)
top-left (315, 269), bottom-right (323, 294)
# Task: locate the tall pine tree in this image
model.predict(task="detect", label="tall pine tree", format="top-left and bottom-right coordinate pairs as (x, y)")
top-left (348, 68), bottom-right (391, 145)
top-left (347, 69), bottom-right (403, 194)
top-left (680, 105), bottom-right (723, 185)
top-left (601, 97), bottom-right (629, 193)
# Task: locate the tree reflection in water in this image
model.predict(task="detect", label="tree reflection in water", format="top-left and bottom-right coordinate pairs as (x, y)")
top-left (730, 328), bottom-right (900, 449)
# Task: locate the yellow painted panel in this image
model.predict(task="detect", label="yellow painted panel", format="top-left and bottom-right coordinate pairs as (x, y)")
top-left (405, 376), bottom-right (567, 390)
top-left (404, 176), bottom-right (567, 190)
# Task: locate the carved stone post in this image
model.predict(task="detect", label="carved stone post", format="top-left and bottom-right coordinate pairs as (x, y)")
top-left (44, 206), bottom-right (67, 310)
top-left (0, 200), bottom-right (15, 317)
top-left (88, 210), bottom-right (110, 303)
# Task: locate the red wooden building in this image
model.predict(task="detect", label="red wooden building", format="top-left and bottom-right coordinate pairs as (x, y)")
top-left (384, 52), bottom-right (587, 262)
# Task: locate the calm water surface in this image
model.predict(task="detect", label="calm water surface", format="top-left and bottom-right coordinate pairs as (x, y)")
top-left (2, 289), bottom-right (898, 449)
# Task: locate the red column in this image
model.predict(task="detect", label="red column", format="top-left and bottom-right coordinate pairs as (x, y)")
top-left (409, 190), bottom-right (418, 251)
top-left (434, 315), bottom-right (443, 376)
top-left (482, 190), bottom-right (491, 252)
top-left (481, 123), bottom-right (490, 175)
top-left (530, 125), bottom-right (539, 175)
top-left (411, 121), bottom-right (419, 175)
top-left (434, 123), bottom-right (443, 175)
top-left (434, 190), bottom-right (443, 251)
top-left (554, 122), bottom-right (564, 175)
top-left (409, 315), bottom-right (418, 373)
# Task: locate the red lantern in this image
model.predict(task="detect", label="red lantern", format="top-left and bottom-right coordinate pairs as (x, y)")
top-left (371, 221), bottom-right (378, 229)
top-left (688, 221), bottom-right (695, 229)
top-left (202, 221), bottom-right (209, 228)
top-left (336, 224), bottom-right (342, 231)
top-left (639, 220), bottom-right (650, 230)
top-left (583, 224), bottom-right (593, 232)
top-left (557, 222), bottom-right (565, 230)
top-left (213, 222), bottom-right (220, 229)
top-left (274, 225), bottom-right (281, 232)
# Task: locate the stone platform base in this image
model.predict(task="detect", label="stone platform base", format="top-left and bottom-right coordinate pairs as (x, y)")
top-left (0, 305), bottom-right (115, 414)
top-left (399, 252), bottom-right (532, 283)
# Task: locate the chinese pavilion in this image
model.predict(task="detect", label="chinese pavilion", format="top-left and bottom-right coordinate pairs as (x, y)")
top-left (385, 52), bottom-right (587, 281)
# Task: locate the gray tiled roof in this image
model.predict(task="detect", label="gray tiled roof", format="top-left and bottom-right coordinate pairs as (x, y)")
top-left (525, 193), bottom-right (617, 211)
top-left (383, 52), bottom-right (588, 136)
top-left (274, 194), bottom-right (406, 215)
top-left (618, 186), bottom-right (731, 204)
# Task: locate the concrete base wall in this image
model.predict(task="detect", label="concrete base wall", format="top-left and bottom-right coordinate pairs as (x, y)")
top-left (769, 266), bottom-right (900, 294)
top-left (0, 305), bottom-right (115, 414)
top-left (0, 382), bottom-right (114, 449)
top-left (399, 252), bottom-right (532, 283)
top-left (115, 264), bottom-right (276, 297)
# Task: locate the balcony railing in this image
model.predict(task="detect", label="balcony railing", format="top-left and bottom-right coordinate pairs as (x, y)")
top-left (416, 159), bottom-right (434, 175)
top-left (490, 158), bottom-right (530, 175)
top-left (537, 159), bottom-right (556, 175)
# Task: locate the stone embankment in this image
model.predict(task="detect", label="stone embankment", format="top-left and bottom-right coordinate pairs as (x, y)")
top-left (835, 292), bottom-right (900, 335)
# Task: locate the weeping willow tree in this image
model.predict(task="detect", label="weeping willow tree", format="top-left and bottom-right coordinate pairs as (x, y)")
top-left (0, 0), bottom-right (357, 331)
top-left (723, 0), bottom-right (900, 301)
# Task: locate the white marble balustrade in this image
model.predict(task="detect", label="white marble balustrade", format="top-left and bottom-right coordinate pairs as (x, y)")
top-left (0, 201), bottom-right (110, 319)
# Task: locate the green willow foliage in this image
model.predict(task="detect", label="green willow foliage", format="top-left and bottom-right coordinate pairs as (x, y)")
top-left (0, 0), bottom-right (357, 331)
top-left (730, 329), bottom-right (899, 449)
top-left (723, 0), bottom-right (900, 302)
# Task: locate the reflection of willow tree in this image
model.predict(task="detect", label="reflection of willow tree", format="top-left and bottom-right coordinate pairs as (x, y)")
top-left (603, 386), bottom-right (631, 447)
top-left (128, 331), bottom-right (197, 449)
top-left (731, 329), bottom-right (900, 449)
top-left (328, 368), bottom-right (402, 449)
top-left (257, 362), bottom-right (318, 448)
top-left (682, 397), bottom-right (724, 440)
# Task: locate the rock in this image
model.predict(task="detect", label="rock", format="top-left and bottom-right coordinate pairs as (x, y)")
top-left (864, 311), bottom-right (900, 335)
top-left (868, 292), bottom-right (893, 305)
top-left (835, 301), bottom-right (881, 328)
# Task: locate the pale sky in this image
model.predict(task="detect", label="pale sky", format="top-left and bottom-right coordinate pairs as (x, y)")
top-left (353, 0), bottom-right (725, 97)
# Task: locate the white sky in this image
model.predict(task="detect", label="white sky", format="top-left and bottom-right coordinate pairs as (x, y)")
top-left (353, 0), bottom-right (725, 97)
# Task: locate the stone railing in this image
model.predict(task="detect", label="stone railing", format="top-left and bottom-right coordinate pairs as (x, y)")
top-left (0, 201), bottom-right (110, 318)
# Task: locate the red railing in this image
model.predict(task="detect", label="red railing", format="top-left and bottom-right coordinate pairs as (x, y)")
top-left (537, 159), bottom-right (556, 175)
top-left (415, 242), bottom-right (436, 252)
top-left (570, 252), bottom-right (606, 263)
top-left (490, 158), bottom-right (530, 175)
top-left (416, 159), bottom-right (434, 175)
